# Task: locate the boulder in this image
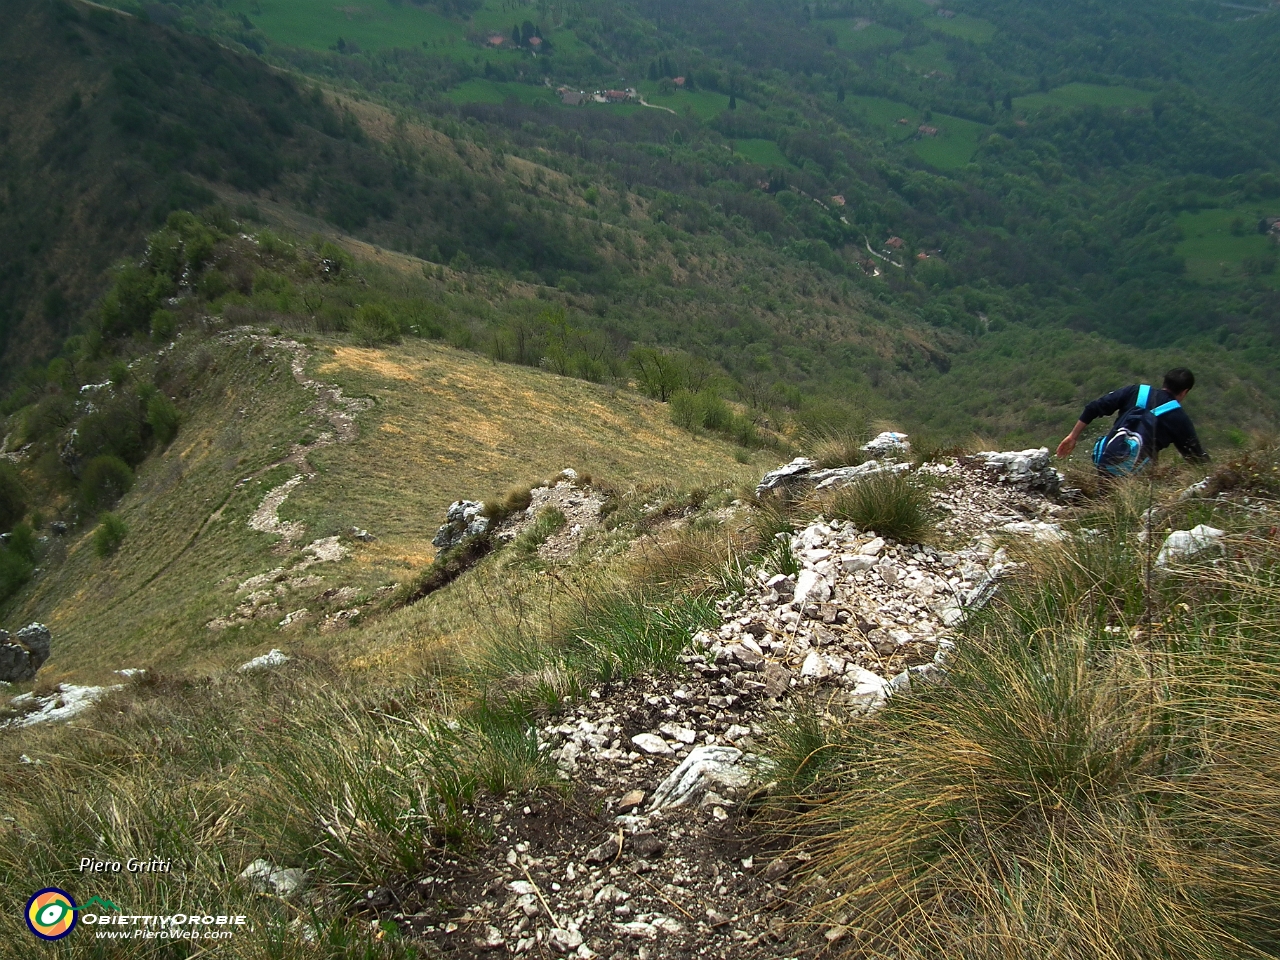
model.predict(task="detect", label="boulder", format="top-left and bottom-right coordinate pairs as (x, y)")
top-left (862, 431), bottom-right (911, 456)
top-left (811, 459), bottom-right (911, 490)
top-left (968, 448), bottom-right (1062, 498)
top-left (755, 457), bottom-right (817, 496)
top-left (432, 500), bottom-right (489, 549)
top-left (0, 623), bottom-right (51, 683)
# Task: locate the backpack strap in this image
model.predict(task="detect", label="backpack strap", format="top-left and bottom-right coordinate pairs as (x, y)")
top-left (1151, 399), bottom-right (1180, 417)
top-left (1135, 384), bottom-right (1151, 409)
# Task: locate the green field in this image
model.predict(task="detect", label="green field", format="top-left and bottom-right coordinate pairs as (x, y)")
top-left (225, 0), bottom-right (588, 62)
top-left (828, 18), bottom-right (905, 50)
top-left (228, 0), bottom-right (466, 52)
top-left (639, 83), bottom-right (732, 119)
top-left (1015, 82), bottom-right (1154, 112)
top-left (1176, 207), bottom-right (1280, 287)
top-left (912, 113), bottom-right (988, 168)
top-left (732, 138), bottom-right (792, 168)
top-left (928, 13), bottom-right (997, 43)
top-left (893, 40), bottom-right (952, 76)
top-left (444, 78), bottom-right (555, 106)
top-left (883, 0), bottom-right (931, 18)
top-left (848, 95), bottom-right (923, 141)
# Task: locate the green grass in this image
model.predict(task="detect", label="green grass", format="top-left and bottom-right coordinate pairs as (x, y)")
top-left (848, 95), bottom-right (921, 142)
top-left (912, 113), bottom-right (989, 168)
top-left (827, 18), bottom-right (904, 51)
top-left (1176, 207), bottom-right (1280, 287)
top-left (1015, 82), bottom-right (1155, 112)
top-left (638, 83), bottom-right (732, 120)
top-left (927, 13), bottom-right (997, 43)
top-left (892, 40), bottom-right (952, 76)
top-left (228, 0), bottom-right (466, 53)
top-left (445, 78), bottom-right (556, 106)
top-left (732, 137), bottom-right (793, 168)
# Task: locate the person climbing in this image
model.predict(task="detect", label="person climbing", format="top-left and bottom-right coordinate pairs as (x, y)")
top-left (1056, 367), bottom-right (1209, 475)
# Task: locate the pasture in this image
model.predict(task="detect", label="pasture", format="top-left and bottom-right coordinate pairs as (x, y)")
top-left (912, 113), bottom-right (988, 168)
top-left (828, 18), bottom-right (905, 50)
top-left (928, 13), bottom-right (996, 43)
top-left (639, 83), bottom-right (732, 120)
top-left (732, 138), bottom-right (792, 168)
top-left (848, 95), bottom-right (921, 142)
top-left (1176, 207), bottom-right (1280, 287)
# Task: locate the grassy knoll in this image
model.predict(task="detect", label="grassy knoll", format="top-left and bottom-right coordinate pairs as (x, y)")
top-left (828, 18), bottom-right (904, 50)
top-left (1015, 82), bottom-right (1155, 112)
top-left (638, 83), bottom-right (732, 120)
top-left (227, 0), bottom-right (465, 52)
top-left (848, 94), bottom-right (921, 141)
top-left (733, 137), bottom-right (793, 168)
top-left (1176, 206), bottom-right (1280, 287)
top-left (893, 40), bottom-right (953, 76)
top-left (928, 12), bottom-right (997, 43)
top-left (912, 113), bottom-right (988, 168)
top-left (13, 335), bottom-right (757, 682)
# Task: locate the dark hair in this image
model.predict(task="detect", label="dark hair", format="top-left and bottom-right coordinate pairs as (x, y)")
top-left (1163, 367), bottom-right (1195, 394)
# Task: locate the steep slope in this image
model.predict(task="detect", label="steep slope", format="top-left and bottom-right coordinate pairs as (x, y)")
top-left (12, 329), bottom-right (762, 681)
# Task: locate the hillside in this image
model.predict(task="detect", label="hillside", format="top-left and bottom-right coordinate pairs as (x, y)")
top-left (10, 325), bottom-right (764, 680)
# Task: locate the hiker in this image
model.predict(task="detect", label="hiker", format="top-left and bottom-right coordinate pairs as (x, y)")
top-left (1056, 368), bottom-right (1209, 475)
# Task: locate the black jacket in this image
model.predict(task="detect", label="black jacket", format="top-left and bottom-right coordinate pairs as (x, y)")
top-left (1080, 384), bottom-right (1208, 462)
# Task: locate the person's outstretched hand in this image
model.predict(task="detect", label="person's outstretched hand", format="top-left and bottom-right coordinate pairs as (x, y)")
top-left (1056, 435), bottom-right (1076, 458)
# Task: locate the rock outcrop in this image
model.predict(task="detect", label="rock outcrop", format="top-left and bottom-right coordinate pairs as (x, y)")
top-left (432, 500), bottom-right (490, 549)
top-left (0, 624), bottom-right (52, 683)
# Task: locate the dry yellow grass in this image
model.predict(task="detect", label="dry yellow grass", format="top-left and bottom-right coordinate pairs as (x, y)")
top-left (11, 335), bottom-right (759, 681)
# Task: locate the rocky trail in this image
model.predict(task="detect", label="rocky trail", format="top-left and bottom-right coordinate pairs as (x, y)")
top-left (354, 446), bottom-right (1075, 959)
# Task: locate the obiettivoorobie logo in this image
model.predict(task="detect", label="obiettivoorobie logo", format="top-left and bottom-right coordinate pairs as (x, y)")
top-left (25, 889), bottom-right (121, 941)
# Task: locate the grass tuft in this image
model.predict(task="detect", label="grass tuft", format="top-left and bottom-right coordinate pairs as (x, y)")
top-left (812, 471), bottom-right (935, 544)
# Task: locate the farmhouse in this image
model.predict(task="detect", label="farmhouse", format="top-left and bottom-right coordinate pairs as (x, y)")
top-left (918, 124), bottom-right (939, 136)
top-left (486, 34), bottom-right (506, 47)
top-left (560, 90), bottom-right (586, 106)
top-left (673, 76), bottom-right (686, 87)
top-left (886, 236), bottom-right (905, 249)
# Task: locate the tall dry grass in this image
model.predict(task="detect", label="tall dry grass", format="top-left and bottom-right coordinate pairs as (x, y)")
top-left (775, 496), bottom-right (1280, 960)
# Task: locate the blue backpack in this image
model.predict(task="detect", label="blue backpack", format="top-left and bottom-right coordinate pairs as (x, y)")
top-left (1091, 384), bottom-right (1180, 476)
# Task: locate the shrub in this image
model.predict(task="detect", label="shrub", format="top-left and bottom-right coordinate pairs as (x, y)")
top-left (77, 400), bottom-right (147, 466)
top-left (0, 546), bottom-right (33, 602)
top-left (350, 303), bottom-right (400, 346)
top-left (149, 308), bottom-right (177, 342)
top-left (6, 522), bottom-right (37, 563)
top-left (146, 393), bottom-right (181, 446)
top-left (94, 512), bottom-right (128, 557)
top-left (0, 462), bottom-right (27, 532)
top-left (818, 471), bottom-right (935, 544)
top-left (80, 456), bottom-right (134, 513)
top-left (811, 429), bottom-right (867, 469)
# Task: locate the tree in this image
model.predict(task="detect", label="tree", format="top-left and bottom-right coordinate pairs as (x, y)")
top-left (729, 93), bottom-right (737, 110)
top-left (1003, 91), bottom-right (1013, 111)
top-left (512, 24), bottom-right (521, 46)
top-left (629, 348), bottom-right (684, 402)
top-left (648, 61), bottom-right (658, 82)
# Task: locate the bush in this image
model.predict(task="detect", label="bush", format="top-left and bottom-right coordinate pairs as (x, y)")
top-left (6, 522), bottom-right (37, 563)
top-left (146, 393), bottom-right (181, 446)
top-left (150, 308), bottom-right (177, 342)
top-left (80, 456), bottom-right (134, 513)
top-left (93, 512), bottom-right (128, 557)
top-left (817, 471), bottom-right (935, 544)
top-left (0, 462), bottom-right (27, 532)
top-left (350, 303), bottom-right (400, 346)
top-left (0, 546), bottom-right (33, 602)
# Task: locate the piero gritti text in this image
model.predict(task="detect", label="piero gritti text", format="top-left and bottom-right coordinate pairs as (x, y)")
top-left (80, 857), bottom-right (176, 874)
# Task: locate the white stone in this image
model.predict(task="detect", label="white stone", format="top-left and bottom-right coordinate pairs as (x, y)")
top-left (859, 537), bottom-right (886, 556)
top-left (793, 570), bottom-right (831, 605)
top-left (238, 859), bottom-right (308, 897)
top-left (840, 555), bottom-right (876, 573)
top-left (658, 723), bottom-right (697, 745)
top-left (800, 650), bottom-right (831, 679)
top-left (1157, 525), bottom-right (1225, 567)
top-left (631, 733), bottom-right (673, 756)
top-left (239, 648), bottom-right (291, 672)
top-left (648, 746), bottom-right (757, 810)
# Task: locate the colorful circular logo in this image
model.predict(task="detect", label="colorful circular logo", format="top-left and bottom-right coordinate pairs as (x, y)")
top-left (26, 888), bottom-right (78, 941)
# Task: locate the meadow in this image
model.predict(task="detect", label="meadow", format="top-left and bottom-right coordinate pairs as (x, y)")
top-left (228, 0), bottom-right (466, 52)
top-left (927, 12), bottom-right (997, 43)
top-left (848, 94), bottom-right (924, 142)
top-left (1015, 82), bottom-right (1155, 112)
top-left (828, 18), bottom-right (905, 51)
top-left (892, 40), bottom-right (953, 77)
top-left (1176, 206), bottom-right (1280, 287)
top-left (445, 78), bottom-right (554, 105)
top-left (912, 113), bottom-right (988, 168)
top-left (638, 83), bottom-right (732, 120)
top-left (732, 137), bottom-right (793, 168)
